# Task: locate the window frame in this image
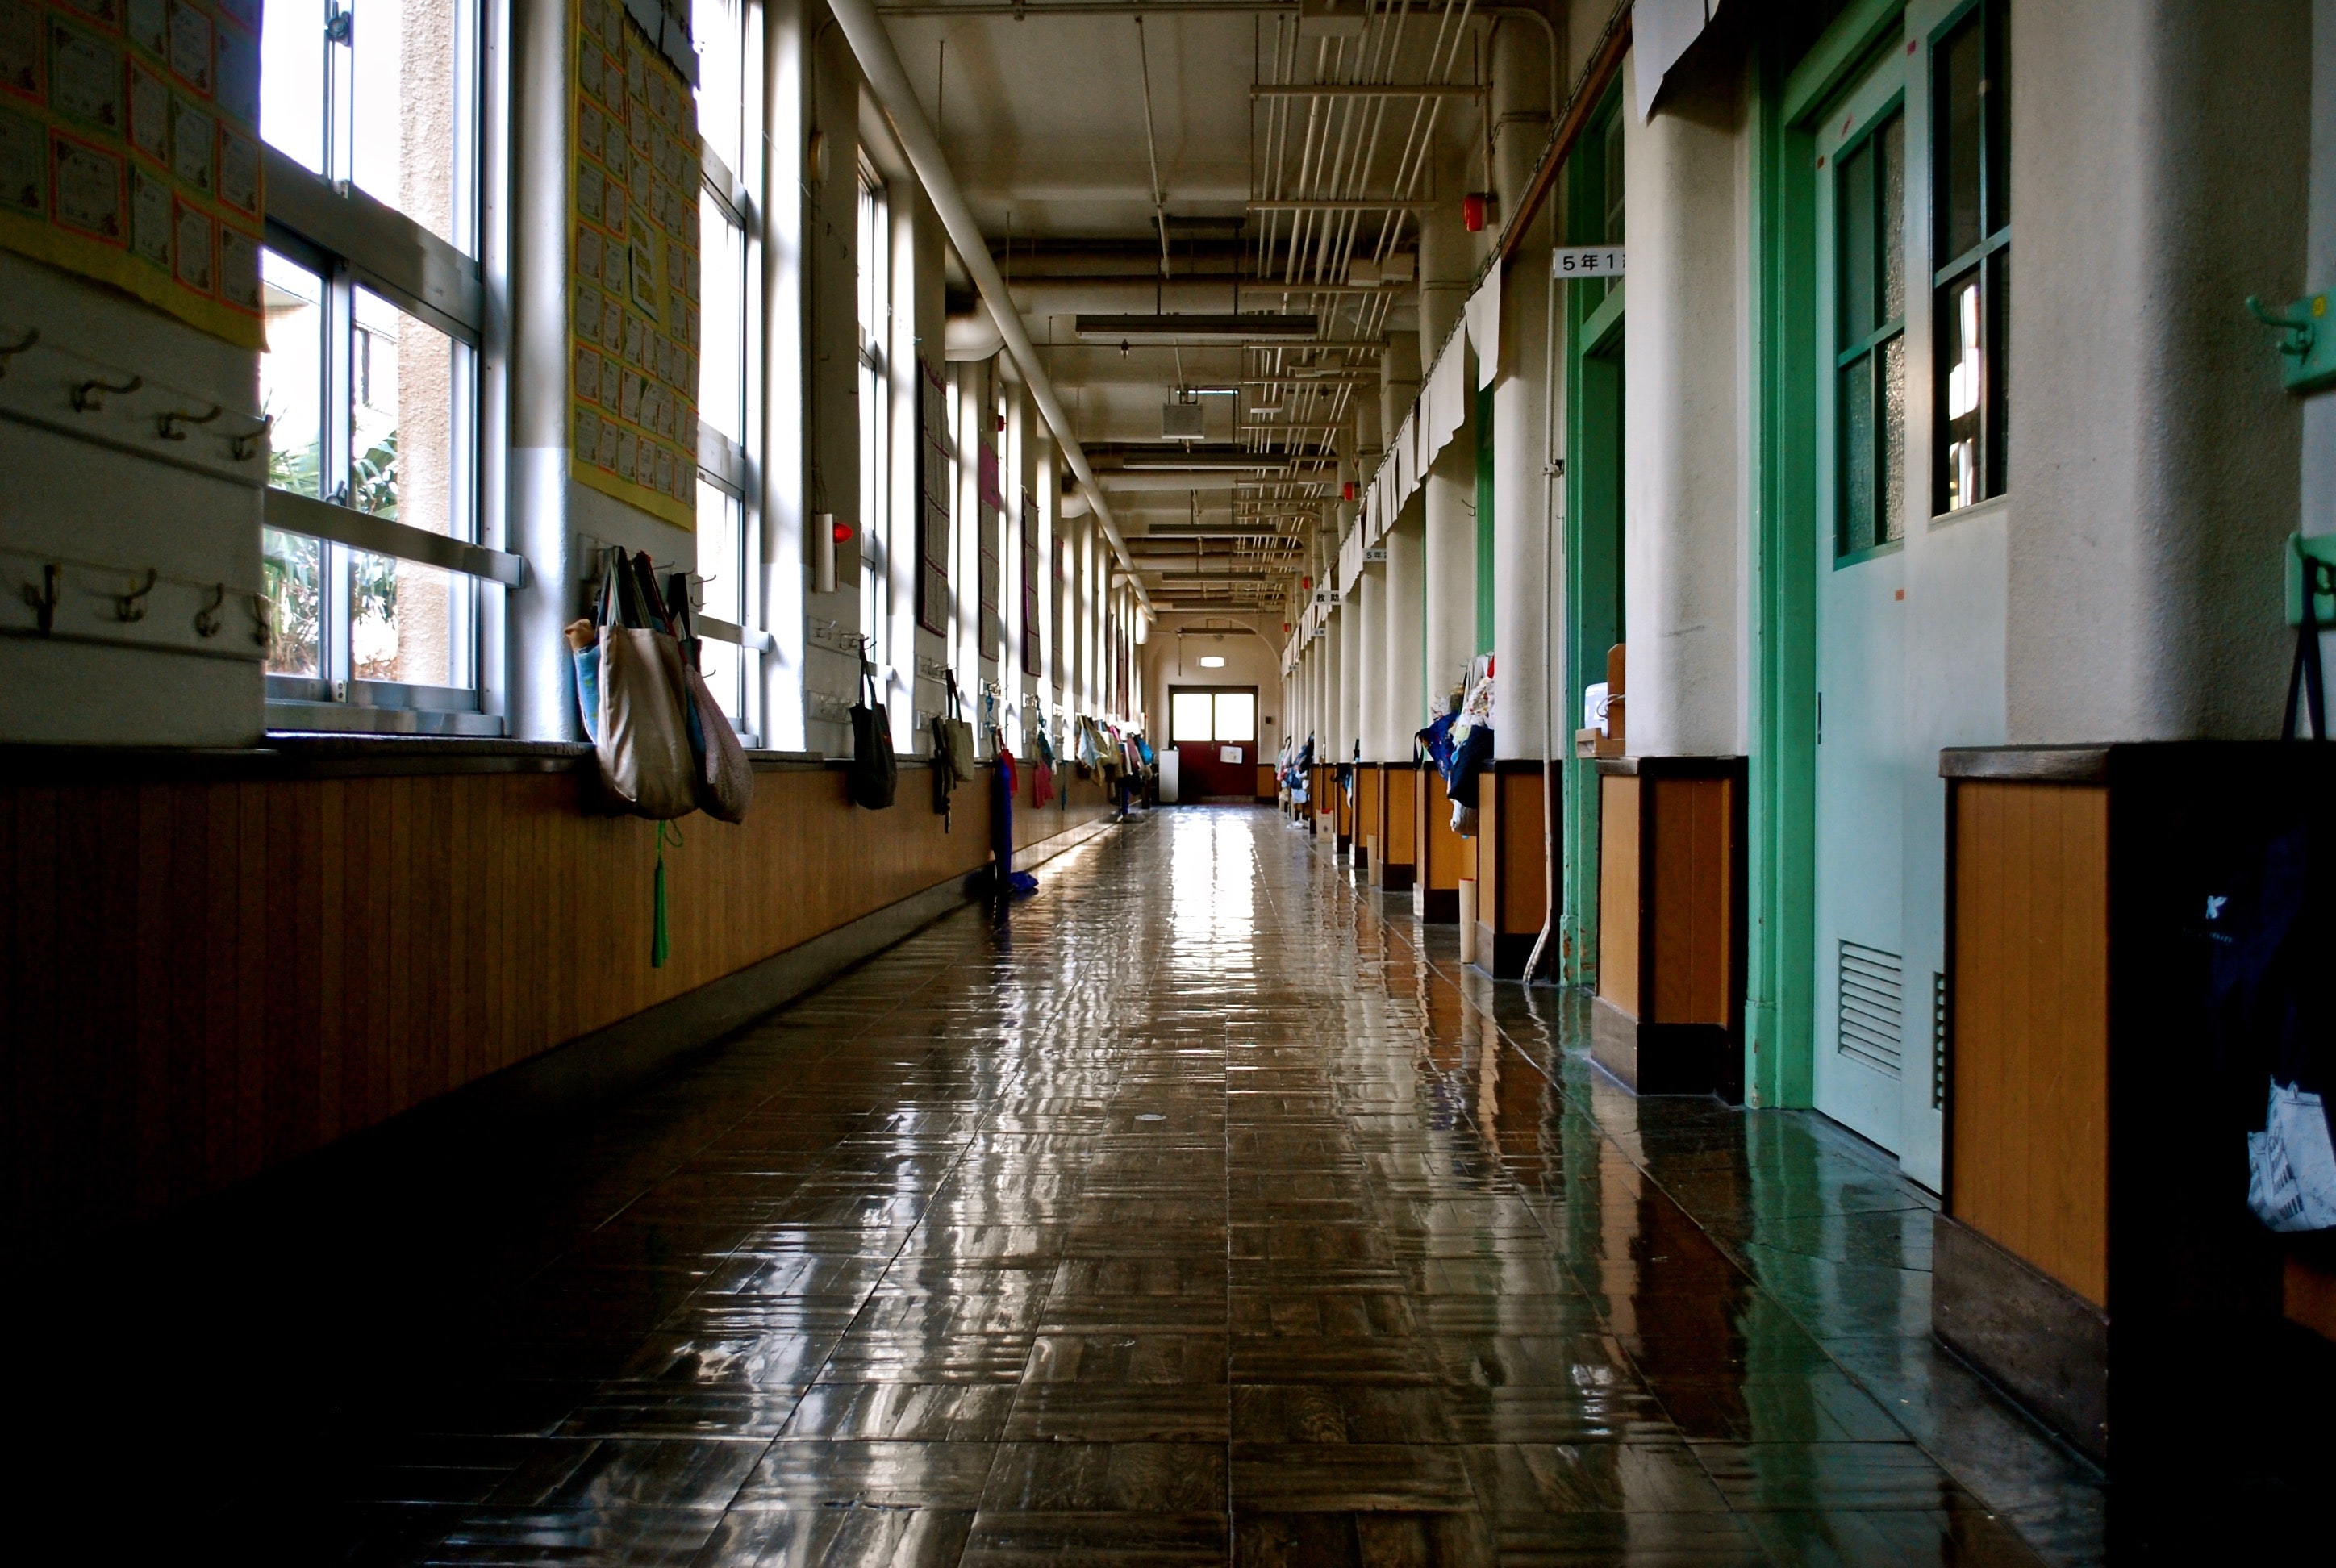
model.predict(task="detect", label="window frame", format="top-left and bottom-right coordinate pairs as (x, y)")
top-left (1829, 100), bottom-right (1909, 564)
top-left (258, 0), bottom-right (496, 734)
top-left (1929, 0), bottom-right (2010, 516)
top-left (1168, 685), bottom-right (1258, 744)
top-left (690, 0), bottom-right (765, 744)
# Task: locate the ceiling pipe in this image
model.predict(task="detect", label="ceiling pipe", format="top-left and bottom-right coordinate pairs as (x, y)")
top-left (944, 300), bottom-right (1005, 361)
top-left (828, 0), bottom-right (1154, 612)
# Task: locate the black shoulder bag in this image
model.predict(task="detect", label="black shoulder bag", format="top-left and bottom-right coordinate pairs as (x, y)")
top-left (849, 655), bottom-right (899, 809)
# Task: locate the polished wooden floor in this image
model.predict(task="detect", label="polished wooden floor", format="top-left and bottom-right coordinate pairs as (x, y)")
top-left (20, 807), bottom-right (2120, 1564)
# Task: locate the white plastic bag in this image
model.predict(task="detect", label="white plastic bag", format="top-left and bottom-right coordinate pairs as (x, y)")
top-left (2247, 1080), bottom-right (2336, 1232)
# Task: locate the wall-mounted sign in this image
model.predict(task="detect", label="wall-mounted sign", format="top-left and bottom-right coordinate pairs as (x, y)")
top-left (1363, 547), bottom-right (1387, 563)
top-left (1552, 246), bottom-right (1626, 278)
top-left (1313, 589), bottom-right (1342, 606)
top-left (569, 0), bottom-right (702, 530)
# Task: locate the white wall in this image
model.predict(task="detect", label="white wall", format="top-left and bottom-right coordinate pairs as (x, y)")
top-left (2009, 0), bottom-right (2311, 741)
top-left (1620, 48), bottom-right (1747, 759)
top-left (0, 254), bottom-right (265, 747)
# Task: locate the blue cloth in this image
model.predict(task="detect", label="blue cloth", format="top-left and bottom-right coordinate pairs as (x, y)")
top-left (1449, 724), bottom-right (1495, 808)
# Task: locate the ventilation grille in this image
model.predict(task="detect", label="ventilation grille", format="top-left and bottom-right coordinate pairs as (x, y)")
top-left (1836, 940), bottom-right (1904, 1077)
top-left (1931, 971), bottom-right (1948, 1110)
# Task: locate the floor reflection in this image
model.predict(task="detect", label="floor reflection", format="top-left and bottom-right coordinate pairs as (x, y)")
top-left (45, 805), bottom-right (2131, 1565)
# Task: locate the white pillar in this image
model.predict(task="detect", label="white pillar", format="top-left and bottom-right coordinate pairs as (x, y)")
top-left (1384, 504), bottom-right (1427, 741)
top-left (1621, 52), bottom-right (1742, 757)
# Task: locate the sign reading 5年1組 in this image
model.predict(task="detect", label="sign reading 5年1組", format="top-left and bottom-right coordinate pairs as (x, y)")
top-left (1553, 247), bottom-right (1626, 278)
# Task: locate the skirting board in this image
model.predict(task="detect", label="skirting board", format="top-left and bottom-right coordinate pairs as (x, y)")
top-left (1414, 886), bottom-right (1459, 923)
top-left (1933, 1212), bottom-right (2111, 1465)
top-left (1471, 924), bottom-right (1537, 981)
top-left (1589, 995), bottom-right (1735, 1096)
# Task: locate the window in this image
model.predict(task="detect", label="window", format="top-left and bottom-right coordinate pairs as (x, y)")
top-left (1835, 110), bottom-right (1906, 557)
top-left (1933, 0), bottom-right (2009, 513)
top-left (1169, 687), bottom-right (1257, 744)
top-left (695, 0), bottom-right (759, 739)
top-left (857, 167), bottom-right (893, 669)
top-left (257, 0), bottom-right (490, 730)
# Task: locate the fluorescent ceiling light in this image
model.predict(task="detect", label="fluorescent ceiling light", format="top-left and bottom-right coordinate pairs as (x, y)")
top-left (1199, 655), bottom-right (1228, 668)
top-left (1075, 314), bottom-right (1320, 344)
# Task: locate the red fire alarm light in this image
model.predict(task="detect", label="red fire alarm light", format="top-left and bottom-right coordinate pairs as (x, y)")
top-left (1302, 575), bottom-right (1312, 590)
top-left (1462, 192), bottom-right (1491, 232)
top-left (1341, 481), bottom-right (1357, 502)
top-left (832, 519), bottom-right (853, 544)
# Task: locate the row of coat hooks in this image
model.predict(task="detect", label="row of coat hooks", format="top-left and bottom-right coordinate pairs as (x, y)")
top-left (5, 544), bottom-right (269, 659)
top-left (0, 325), bottom-right (272, 474)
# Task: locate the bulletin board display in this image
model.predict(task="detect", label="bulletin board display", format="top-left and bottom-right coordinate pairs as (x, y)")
top-left (0, 0), bottom-right (266, 348)
top-left (568, 0), bottom-right (699, 531)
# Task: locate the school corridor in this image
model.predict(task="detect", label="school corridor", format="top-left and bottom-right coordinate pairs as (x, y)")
top-left (11, 806), bottom-right (2148, 1566)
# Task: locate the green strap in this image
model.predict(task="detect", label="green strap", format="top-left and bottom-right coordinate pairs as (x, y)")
top-left (652, 819), bottom-right (682, 967)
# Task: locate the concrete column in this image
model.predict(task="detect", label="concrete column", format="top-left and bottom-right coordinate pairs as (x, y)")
top-left (2305, 0), bottom-right (2336, 689)
top-left (1358, 559), bottom-right (1389, 760)
top-left (1493, 243), bottom-right (1554, 759)
top-left (1621, 52), bottom-right (1742, 757)
top-left (1382, 333), bottom-right (1421, 451)
top-left (1384, 503), bottom-right (1426, 741)
top-left (757, 0), bottom-right (807, 749)
top-left (1424, 403), bottom-right (1478, 715)
top-left (506, 0), bottom-right (576, 740)
top-left (1341, 585), bottom-right (1366, 762)
top-left (2011, 0), bottom-right (2309, 740)
top-left (1491, 14), bottom-right (1554, 236)
top-left (1419, 183), bottom-right (1477, 716)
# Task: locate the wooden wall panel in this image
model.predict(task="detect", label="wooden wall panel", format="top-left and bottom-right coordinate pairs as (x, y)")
top-left (1494, 769), bottom-right (1548, 936)
top-left (2, 765), bottom-right (1032, 1235)
top-left (1417, 769), bottom-right (1462, 890)
top-left (1381, 769), bottom-right (1416, 868)
top-left (1598, 774), bottom-right (1641, 1015)
top-left (1646, 776), bottom-right (1733, 1024)
top-left (1255, 764), bottom-right (1277, 801)
top-left (1950, 780), bottom-right (2110, 1307)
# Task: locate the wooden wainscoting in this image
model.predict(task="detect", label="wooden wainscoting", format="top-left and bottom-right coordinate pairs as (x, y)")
top-left (1949, 778), bottom-right (2112, 1307)
top-left (1591, 758), bottom-right (1744, 1097)
top-left (1377, 768), bottom-right (1417, 890)
top-left (1354, 765), bottom-right (1380, 871)
top-left (1413, 765), bottom-right (1464, 922)
top-left (1473, 763), bottom-right (1550, 978)
top-left (2, 753), bottom-right (1018, 1236)
top-left (1597, 773), bottom-right (1641, 1019)
top-left (1254, 764), bottom-right (1277, 803)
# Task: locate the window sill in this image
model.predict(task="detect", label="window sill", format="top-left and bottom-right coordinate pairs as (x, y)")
top-left (267, 700), bottom-right (506, 738)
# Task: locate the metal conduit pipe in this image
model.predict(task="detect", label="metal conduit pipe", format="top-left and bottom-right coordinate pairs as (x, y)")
top-left (826, 0), bottom-right (1154, 612)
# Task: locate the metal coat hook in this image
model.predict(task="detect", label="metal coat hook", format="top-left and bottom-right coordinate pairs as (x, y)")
top-left (157, 402), bottom-right (223, 441)
top-left (2248, 295), bottom-right (2317, 357)
top-left (0, 326), bottom-right (35, 376)
top-left (228, 412), bottom-right (273, 461)
top-left (194, 582), bottom-right (226, 638)
top-left (71, 373), bottom-right (142, 411)
top-left (112, 567), bottom-right (158, 622)
top-left (23, 564), bottom-right (60, 633)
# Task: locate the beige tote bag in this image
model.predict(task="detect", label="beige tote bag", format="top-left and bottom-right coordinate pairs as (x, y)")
top-left (597, 625), bottom-right (699, 819)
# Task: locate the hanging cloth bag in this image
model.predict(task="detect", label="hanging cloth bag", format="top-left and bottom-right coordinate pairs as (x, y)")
top-left (652, 568), bottom-right (753, 824)
top-left (849, 654), bottom-right (899, 809)
top-left (589, 548), bottom-right (697, 820)
top-left (939, 672), bottom-right (978, 782)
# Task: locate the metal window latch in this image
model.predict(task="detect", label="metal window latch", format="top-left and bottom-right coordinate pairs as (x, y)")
top-left (325, 2), bottom-right (353, 44)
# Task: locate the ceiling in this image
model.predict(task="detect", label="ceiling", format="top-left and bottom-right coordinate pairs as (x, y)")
top-left (874, 0), bottom-right (1497, 613)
